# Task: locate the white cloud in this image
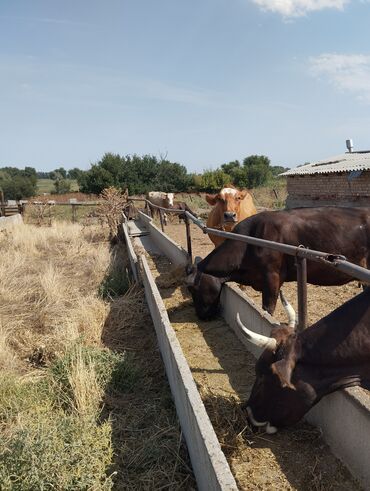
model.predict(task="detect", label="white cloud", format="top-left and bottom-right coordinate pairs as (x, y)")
top-left (309, 53), bottom-right (370, 101)
top-left (250, 0), bottom-right (348, 17)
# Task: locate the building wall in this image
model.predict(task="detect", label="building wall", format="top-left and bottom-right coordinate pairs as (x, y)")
top-left (286, 170), bottom-right (370, 208)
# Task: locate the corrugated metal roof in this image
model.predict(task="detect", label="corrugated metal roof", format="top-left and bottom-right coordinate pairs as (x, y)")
top-left (280, 151), bottom-right (370, 176)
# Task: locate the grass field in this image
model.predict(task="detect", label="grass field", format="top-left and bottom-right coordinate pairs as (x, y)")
top-left (37, 179), bottom-right (79, 194)
top-left (0, 221), bottom-right (194, 489)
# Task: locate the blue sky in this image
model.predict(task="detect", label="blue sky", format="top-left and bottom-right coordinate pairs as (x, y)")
top-left (1, 0), bottom-right (370, 173)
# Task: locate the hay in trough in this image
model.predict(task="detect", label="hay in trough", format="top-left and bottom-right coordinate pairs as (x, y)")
top-left (144, 249), bottom-right (361, 491)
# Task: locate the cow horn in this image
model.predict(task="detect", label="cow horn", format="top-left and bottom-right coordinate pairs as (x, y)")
top-left (236, 313), bottom-right (277, 351)
top-left (279, 290), bottom-right (296, 329)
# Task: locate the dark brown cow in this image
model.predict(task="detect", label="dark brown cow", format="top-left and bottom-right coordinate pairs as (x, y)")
top-left (186, 207), bottom-right (370, 319)
top-left (236, 287), bottom-right (370, 432)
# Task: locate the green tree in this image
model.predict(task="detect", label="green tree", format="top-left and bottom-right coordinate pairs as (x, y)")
top-left (271, 165), bottom-right (289, 178)
top-left (79, 153), bottom-right (193, 195)
top-left (67, 167), bottom-right (84, 180)
top-left (52, 167), bottom-right (67, 179)
top-left (0, 171), bottom-right (37, 200)
top-left (24, 166), bottom-right (37, 186)
top-left (154, 161), bottom-right (191, 192)
top-left (53, 179), bottom-right (72, 194)
top-left (221, 160), bottom-right (241, 176)
top-left (243, 155), bottom-right (273, 188)
top-left (199, 169), bottom-right (230, 192)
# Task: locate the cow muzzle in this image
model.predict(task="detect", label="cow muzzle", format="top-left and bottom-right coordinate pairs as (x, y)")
top-left (246, 406), bottom-right (278, 434)
top-left (223, 211), bottom-right (237, 223)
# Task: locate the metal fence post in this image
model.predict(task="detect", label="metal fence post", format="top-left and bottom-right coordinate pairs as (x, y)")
top-left (296, 257), bottom-right (308, 330)
top-left (185, 216), bottom-right (193, 263)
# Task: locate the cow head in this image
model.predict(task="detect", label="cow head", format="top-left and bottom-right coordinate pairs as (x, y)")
top-left (206, 186), bottom-right (250, 231)
top-left (185, 264), bottom-right (223, 320)
top-left (166, 193), bottom-right (174, 207)
top-left (236, 314), bottom-right (311, 432)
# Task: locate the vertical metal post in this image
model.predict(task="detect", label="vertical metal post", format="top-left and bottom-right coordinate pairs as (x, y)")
top-left (296, 257), bottom-right (308, 331)
top-left (185, 216), bottom-right (193, 263)
top-left (159, 209), bottom-right (165, 232)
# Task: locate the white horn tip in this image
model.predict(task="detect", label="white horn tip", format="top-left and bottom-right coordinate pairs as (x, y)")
top-left (266, 423), bottom-right (278, 434)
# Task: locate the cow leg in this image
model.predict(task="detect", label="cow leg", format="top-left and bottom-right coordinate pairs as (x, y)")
top-left (262, 272), bottom-right (280, 315)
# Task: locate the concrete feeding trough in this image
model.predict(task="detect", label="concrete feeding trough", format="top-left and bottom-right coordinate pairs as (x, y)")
top-left (123, 212), bottom-right (370, 489)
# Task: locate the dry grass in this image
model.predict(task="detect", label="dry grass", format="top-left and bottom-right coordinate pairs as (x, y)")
top-left (0, 221), bottom-right (115, 489)
top-left (67, 346), bottom-right (104, 417)
top-left (0, 221), bottom-right (109, 364)
top-left (0, 221), bottom-right (195, 489)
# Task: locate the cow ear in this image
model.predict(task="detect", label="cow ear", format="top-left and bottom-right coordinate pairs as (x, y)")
top-left (271, 341), bottom-right (301, 390)
top-left (238, 189), bottom-right (249, 199)
top-left (271, 359), bottom-right (296, 390)
top-left (205, 194), bottom-right (219, 206)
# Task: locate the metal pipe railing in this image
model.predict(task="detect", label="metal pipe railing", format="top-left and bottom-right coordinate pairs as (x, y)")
top-left (126, 199), bottom-right (370, 330)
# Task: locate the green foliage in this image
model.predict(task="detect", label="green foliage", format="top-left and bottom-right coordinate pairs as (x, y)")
top-left (271, 165), bottom-right (289, 177)
top-left (50, 345), bottom-right (140, 397)
top-left (67, 167), bottom-right (84, 180)
top-left (51, 167), bottom-right (67, 179)
top-left (0, 344), bottom-right (142, 489)
top-left (53, 178), bottom-right (72, 194)
top-left (78, 152), bottom-right (192, 195)
top-left (242, 155), bottom-right (272, 188)
top-left (99, 264), bottom-right (130, 299)
top-left (217, 155), bottom-right (288, 189)
top-left (0, 167), bottom-right (38, 199)
top-left (0, 368), bottom-right (113, 491)
top-left (198, 169), bottom-right (230, 192)
top-left (37, 178), bottom-right (78, 194)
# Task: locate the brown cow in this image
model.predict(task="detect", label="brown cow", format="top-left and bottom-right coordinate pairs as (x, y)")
top-left (205, 185), bottom-right (256, 247)
top-left (236, 287), bottom-right (370, 432)
top-left (186, 207), bottom-right (370, 319)
top-left (146, 191), bottom-right (175, 225)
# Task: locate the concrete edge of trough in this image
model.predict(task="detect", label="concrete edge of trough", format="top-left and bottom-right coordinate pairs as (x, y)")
top-left (139, 254), bottom-right (238, 491)
top-left (138, 211), bottom-right (188, 266)
top-left (121, 222), bottom-right (139, 283)
top-left (0, 214), bottom-right (23, 229)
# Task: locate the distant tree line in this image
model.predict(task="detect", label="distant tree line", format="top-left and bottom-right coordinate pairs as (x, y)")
top-left (0, 165), bottom-right (84, 200)
top-left (0, 153), bottom-right (288, 200)
top-left (77, 152), bottom-right (288, 195)
top-left (0, 167), bottom-right (38, 200)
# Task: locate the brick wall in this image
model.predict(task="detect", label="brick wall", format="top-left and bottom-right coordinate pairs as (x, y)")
top-left (286, 170), bottom-right (370, 208)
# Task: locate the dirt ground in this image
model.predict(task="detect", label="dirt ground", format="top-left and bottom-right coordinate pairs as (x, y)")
top-left (141, 245), bottom-right (361, 490)
top-left (163, 222), bottom-right (361, 326)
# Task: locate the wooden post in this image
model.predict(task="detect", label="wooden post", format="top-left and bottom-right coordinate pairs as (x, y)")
top-left (0, 189), bottom-right (4, 217)
top-left (72, 204), bottom-right (77, 223)
top-left (159, 209), bottom-right (165, 232)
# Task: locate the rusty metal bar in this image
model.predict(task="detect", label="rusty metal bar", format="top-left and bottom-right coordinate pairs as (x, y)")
top-left (296, 257), bottom-right (308, 330)
top-left (185, 216), bottom-right (193, 263)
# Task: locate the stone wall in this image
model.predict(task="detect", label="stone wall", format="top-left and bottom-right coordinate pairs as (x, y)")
top-left (286, 170), bottom-right (370, 208)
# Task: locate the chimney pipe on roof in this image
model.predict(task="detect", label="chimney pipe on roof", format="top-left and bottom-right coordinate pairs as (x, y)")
top-left (346, 139), bottom-right (353, 153)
